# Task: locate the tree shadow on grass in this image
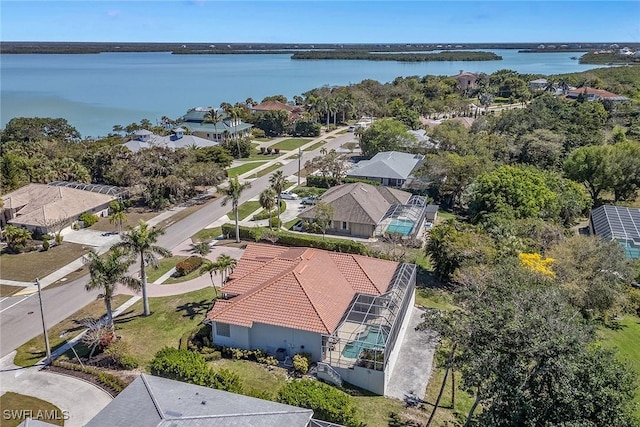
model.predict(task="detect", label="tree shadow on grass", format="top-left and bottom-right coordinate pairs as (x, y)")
top-left (113, 309), bottom-right (143, 325)
top-left (176, 299), bottom-right (213, 320)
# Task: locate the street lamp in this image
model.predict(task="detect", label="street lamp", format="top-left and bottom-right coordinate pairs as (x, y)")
top-left (35, 278), bottom-right (52, 364)
top-left (297, 147), bottom-right (302, 186)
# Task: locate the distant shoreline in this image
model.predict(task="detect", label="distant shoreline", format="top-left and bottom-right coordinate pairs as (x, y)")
top-left (2, 41), bottom-right (639, 55)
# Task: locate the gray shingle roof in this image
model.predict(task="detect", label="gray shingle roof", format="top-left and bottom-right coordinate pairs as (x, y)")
top-left (85, 375), bottom-right (314, 427)
top-left (347, 151), bottom-right (424, 180)
top-left (124, 132), bottom-right (220, 152)
top-left (299, 183), bottom-right (411, 225)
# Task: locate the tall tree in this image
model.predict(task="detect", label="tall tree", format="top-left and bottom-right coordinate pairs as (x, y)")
top-left (199, 259), bottom-right (223, 298)
top-left (269, 171), bottom-right (287, 223)
top-left (358, 118), bottom-right (416, 156)
top-left (85, 248), bottom-right (140, 328)
top-left (563, 145), bottom-right (613, 205)
top-left (113, 221), bottom-right (171, 316)
top-left (259, 188), bottom-right (277, 229)
top-left (219, 177), bottom-right (251, 243)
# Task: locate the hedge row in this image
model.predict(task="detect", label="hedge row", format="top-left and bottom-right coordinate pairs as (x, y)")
top-left (306, 175), bottom-right (381, 189)
top-left (176, 255), bottom-right (204, 276)
top-left (221, 223), bottom-right (368, 255)
top-left (52, 360), bottom-right (128, 392)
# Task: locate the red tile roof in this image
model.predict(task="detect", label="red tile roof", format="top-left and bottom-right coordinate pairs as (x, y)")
top-left (566, 87), bottom-right (625, 99)
top-left (207, 244), bottom-right (399, 334)
top-left (251, 100), bottom-right (303, 113)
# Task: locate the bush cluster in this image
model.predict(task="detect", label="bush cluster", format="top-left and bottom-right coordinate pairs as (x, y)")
top-left (292, 354), bottom-right (310, 375)
top-left (103, 340), bottom-right (139, 370)
top-left (78, 212), bottom-right (99, 227)
top-left (52, 360), bottom-right (128, 392)
top-left (277, 379), bottom-right (360, 427)
top-left (175, 255), bottom-right (204, 276)
top-left (221, 223), bottom-right (368, 255)
top-left (306, 175), bottom-right (380, 188)
top-left (149, 347), bottom-right (243, 394)
top-left (251, 200), bottom-right (286, 220)
top-left (219, 346), bottom-right (279, 366)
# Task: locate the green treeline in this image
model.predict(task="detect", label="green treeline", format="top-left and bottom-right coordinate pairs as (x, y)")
top-left (580, 52), bottom-right (640, 64)
top-left (291, 50), bottom-right (502, 62)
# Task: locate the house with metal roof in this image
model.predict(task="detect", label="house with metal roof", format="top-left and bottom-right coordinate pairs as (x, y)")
top-left (346, 151), bottom-right (425, 188)
top-left (1, 183), bottom-right (116, 234)
top-left (124, 127), bottom-right (219, 152)
top-left (590, 205), bottom-right (640, 259)
top-left (206, 243), bottom-right (417, 395)
top-left (178, 107), bottom-right (253, 142)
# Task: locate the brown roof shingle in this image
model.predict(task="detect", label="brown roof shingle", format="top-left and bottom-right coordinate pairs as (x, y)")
top-left (207, 244), bottom-right (399, 334)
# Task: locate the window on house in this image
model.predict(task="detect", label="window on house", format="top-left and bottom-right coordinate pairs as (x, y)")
top-left (342, 221), bottom-right (348, 230)
top-left (216, 322), bottom-right (230, 337)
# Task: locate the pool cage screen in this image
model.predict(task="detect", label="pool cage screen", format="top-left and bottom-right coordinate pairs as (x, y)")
top-left (374, 195), bottom-right (428, 238)
top-left (322, 263), bottom-right (416, 371)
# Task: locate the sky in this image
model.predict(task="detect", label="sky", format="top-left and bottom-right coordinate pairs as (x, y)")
top-left (1, 1), bottom-right (639, 44)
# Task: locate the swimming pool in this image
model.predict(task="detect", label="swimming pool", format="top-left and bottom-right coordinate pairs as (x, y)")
top-left (386, 219), bottom-right (414, 236)
top-left (342, 327), bottom-right (388, 359)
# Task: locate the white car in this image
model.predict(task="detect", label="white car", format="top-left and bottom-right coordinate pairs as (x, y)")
top-left (301, 196), bottom-right (319, 205)
top-left (279, 191), bottom-right (299, 200)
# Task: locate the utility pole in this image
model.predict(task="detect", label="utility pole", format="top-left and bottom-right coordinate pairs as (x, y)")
top-left (297, 147), bottom-right (302, 186)
top-left (35, 278), bottom-right (52, 365)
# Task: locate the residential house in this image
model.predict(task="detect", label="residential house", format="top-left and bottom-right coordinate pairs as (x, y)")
top-left (451, 70), bottom-right (478, 93)
top-left (83, 374), bottom-right (320, 427)
top-left (590, 205), bottom-right (640, 259)
top-left (346, 151), bottom-right (425, 187)
top-left (566, 87), bottom-right (629, 102)
top-left (178, 107), bottom-right (253, 142)
top-left (298, 182), bottom-right (428, 239)
top-left (529, 78), bottom-right (549, 91)
top-left (1, 183), bottom-right (119, 234)
top-left (207, 243), bottom-right (417, 395)
top-left (251, 100), bottom-right (304, 120)
top-left (124, 127), bottom-right (219, 152)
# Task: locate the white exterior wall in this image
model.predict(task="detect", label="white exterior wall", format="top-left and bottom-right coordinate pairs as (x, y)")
top-left (249, 323), bottom-right (323, 361)
top-left (211, 321), bottom-right (322, 361)
top-left (334, 365), bottom-right (385, 395)
top-left (384, 290), bottom-right (416, 387)
top-left (212, 322), bottom-right (250, 348)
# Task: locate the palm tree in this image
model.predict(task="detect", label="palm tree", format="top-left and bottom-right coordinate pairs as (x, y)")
top-left (199, 259), bottom-right (223, 298)
top-left (216, 254), bottom-right (237, 284)
top-left (259, 188), bottom-right (277, 229)
top-left (219, 177), bottom-right (251, 243)
top-left (85, 248), bottom-right (140, 328)
top-left (204, 108), bottom-right (222, 141)
top-left (109, 210), bottom-right (127, 234)
top-left (269, 170), bottom-right (286, 224)
top-left (113, 221), bottom-right (171, 316)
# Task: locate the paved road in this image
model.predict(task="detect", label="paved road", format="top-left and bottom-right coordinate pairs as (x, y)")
top-left (0, 129), bottom-right (356, 358)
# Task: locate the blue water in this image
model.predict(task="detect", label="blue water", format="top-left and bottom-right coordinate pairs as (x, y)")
top-left (1, 50), bottom-right (603, 138)
top-left (342, 327), bottom-right (388, 359)
top-left (387, 219), bottom-right (414, 236)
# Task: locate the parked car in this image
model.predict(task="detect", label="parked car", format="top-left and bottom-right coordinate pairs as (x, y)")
top-left (279, 191), bottom-right (299, 200)
top-left (301, 196), bottom-right (319, 205)
top-left (292, 220), bottom-right (305, 232)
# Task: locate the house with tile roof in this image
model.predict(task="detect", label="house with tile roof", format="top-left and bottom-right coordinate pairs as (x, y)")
top-left (566, 87), bottom-right (629, 102)
top-left (124, 127), bottom-right (219, 152)
top-left (346, 151), bottom-right (425, 188)
top-left (206, 243), bottom-right (417, 395)
top-left (251, 100), bottom-right (304, 120)
top-left (451, 70), bottom-right (478, 93)
top-left (178, 107), bottom-right (253, 142)
top-left (1, 183), bottom-right (115, 234)
top-left (298, 182), bottom-right (429, 239)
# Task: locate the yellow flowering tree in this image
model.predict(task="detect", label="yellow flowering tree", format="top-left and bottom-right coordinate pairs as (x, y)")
top-left (518, 253), bottom-right (555, 277)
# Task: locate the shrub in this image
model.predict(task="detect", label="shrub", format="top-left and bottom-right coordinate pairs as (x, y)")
top-left (292, 354), bottom-right (309, 375)
top-left (175, 255), bottom-right (204, 276)
top-left (42, 237), bottom-right (50, 251)
top-left (149, 347), bottom-right (243, 393)
top-left (278, 379), bottom-right (360, 427)
top-left (79, 212), bottom-right (99, 227)
top-left (274, 147), bottom-right (281, 154)
top-left (52, 360), bottom-right (127, 392)
top-left (103, 340), bottom-right (139, 370)
top-left (267, 147), bottom-right (273, 154)
top-left (292, 120), bottom-right (321, 137)
top-left (252, 128), bottom-right (266, 139)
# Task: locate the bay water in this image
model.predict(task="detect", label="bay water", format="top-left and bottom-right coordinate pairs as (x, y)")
top-left (1, 49), bottom-right (602, 138)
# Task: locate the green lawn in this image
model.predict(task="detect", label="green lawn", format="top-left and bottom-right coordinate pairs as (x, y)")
top-left (270, 138), bottom-right (311, 151)
top-left (0, 284), bottom-right (23, 297)
top-left (303, 141), bottom-right (326, 151)
top-left (598, 314), bottom-right (640, 417)
top-left (228, 201), bottom-right (261, 221)
top-left (235, 143), bottom-right (279, 161)
top-left (283, 218), bottom-right (301, 230)
top-left (415, 288), bottom-right (457, 312)
top-left (227, 161), bottom-right (268, 178)
top-left (163, 267), bottom-right (207, 285)
top-left (145, 256), bottom-right (188, 283)
top-left (421, 365), bottom-right (476, 425)
top-left (90, 210), bottom-right (157, 232)
top-left (289, 186), bottom-right (327, 198)
top-left (210, 359), bottom-right (289, 400)
top-left (14, 295), bottom-right (131, 367)
top-left (0, 392), bottom-right (65, 427)
top-left (191, 227), bottom-right (223, 243)
top-left (255, 162), bottom-right (283, 178)
top-left (0, 243), bottom-right (90, 282)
